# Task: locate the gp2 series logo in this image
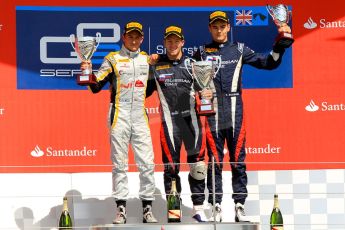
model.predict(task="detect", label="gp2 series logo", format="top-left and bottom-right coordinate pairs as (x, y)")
top-left (40, 23), bottom-right (121, 64)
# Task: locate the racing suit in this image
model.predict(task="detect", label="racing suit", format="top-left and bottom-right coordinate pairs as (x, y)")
top-left (89, 45), bottom-right (155, 202)
top-left (194, 41), bottom-right (285, 205)
top-left (147, 54), bottom-right (206, 205)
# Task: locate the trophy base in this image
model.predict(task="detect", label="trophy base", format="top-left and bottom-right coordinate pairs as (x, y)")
top-left (275, 32), bottom-right (294, 48)
top-left (197, 104), bottom-right (216, 116)
top-left (77, 74), bottom-right (97, 86)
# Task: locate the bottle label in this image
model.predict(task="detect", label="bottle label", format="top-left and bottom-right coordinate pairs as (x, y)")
top-left (168, 210), bottom-right (181, 219)
top-left (272, 227), bottom-right (284, 230)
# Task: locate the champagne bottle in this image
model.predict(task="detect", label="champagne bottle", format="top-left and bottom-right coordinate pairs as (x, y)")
top-left (167, 179), bottom-right (181, 222)
top-left (270, 194), bottom-right (283, 230)
top-left (59, 197), bottom-right (72, 229)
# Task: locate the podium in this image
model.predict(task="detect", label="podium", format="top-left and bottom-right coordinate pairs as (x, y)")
top-left (89, 222), bottom-right (260, 230)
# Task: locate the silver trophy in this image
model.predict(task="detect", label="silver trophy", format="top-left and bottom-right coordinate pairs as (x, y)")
top-left (184, 57), bottom-right (221, 115)
top-left (70, 32), bottom-right (101, 85)
top-left (266, 4), bottom-right (294, 48)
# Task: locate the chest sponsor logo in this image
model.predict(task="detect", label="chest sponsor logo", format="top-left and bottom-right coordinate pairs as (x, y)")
top-left (120, 82), bottom-right (133, 88)
top-left (156, 64), bottom-right (171, 71)
top-left (222, 59), bottom-right (239, 65)
top-left (158, 73), bottom-right (173, 82)
top-left (205, 48), bottom-right (218, 53)
top-left (206, 55), bottom-right (220, 61)
top-left (118, 70), bottom-right (125, 76)
top-left (119, 63), bottom-right (130, 68)
top-left (135, 80), bottom-right (145, 87)
top-left (118, 58), bottom-right (130, 62)
top-left (163, 78), bottom-right (191, 87)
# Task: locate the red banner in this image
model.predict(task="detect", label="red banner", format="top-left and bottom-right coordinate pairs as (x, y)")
top-left (0, 0), bottom-right (344, 172)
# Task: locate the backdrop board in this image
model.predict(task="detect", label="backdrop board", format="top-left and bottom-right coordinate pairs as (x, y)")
top-left (0, 1), bottom-right (344, 173)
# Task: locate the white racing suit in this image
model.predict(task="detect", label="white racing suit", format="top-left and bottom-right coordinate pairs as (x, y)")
top-left (89, 45), bottom-right (155, 202)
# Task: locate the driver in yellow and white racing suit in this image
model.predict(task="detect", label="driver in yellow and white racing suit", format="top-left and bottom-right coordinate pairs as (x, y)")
top-left (81, 21), bottom-right (158, 224)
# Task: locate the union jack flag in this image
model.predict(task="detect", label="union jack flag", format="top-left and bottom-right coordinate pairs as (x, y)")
top-left (235, 10), bottom-right (253, 26)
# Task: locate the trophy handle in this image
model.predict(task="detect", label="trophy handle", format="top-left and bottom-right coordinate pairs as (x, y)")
top-left (286, 7), bottom-right (291, 23)
top-left (213, 56), bottom-right (222, 76)
top-left (70, 34), bottom-right (76, 51)
top-left (95, 32), bottom-right (102, 50)
top-left (70, 34), bottom-right (84, 61)
top-left (266, 5), bottom-right (274, 18)
top-left (184, 58), bottom-right (195, 77)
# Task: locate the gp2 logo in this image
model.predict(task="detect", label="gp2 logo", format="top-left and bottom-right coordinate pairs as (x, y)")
top-left (40, 23), bottom-right (121, 64)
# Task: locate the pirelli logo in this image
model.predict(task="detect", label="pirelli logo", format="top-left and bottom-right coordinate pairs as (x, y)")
top-left (156, 64), bottom-right (171, 70)
top-left (166, 26), bottom-right (182, 33)
top-left (205, 48), bottom-right (218, 52)
top-left (118, 59), bottom-right (130, 62)
top-left (127, 22), bottom-right (142, 29)
top-left (210, 11), bottom-right (226, 19)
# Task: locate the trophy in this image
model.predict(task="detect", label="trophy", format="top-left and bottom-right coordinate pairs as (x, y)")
top-left (184, 57), bottom-right (221, 116)
top-left (266, 4), bottom-right (294, 48)
top-left (70, 32), bottom-right (101, 85)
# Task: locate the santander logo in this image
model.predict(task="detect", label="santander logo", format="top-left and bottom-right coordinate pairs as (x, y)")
top-left (305, 100), bottom-right (319, 112)
top-left (304, 17), bottom-right (317, 29)
top-left (30, 145), bottom-right (97, 157)
top-left (304, 17), bottom-right (345, 29)
top-left (31, 145), bottom-right (45, 157)
top-left (306, 99), bottom-right (345, 112)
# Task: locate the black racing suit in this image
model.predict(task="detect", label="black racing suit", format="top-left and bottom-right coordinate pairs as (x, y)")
top-left (147, 54), bottom-right (206, 205)
top-left (194, 41), bottom-right (285, 205)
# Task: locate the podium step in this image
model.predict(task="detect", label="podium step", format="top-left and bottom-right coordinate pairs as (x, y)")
top-left (89, 222), bottom-right (260, 230)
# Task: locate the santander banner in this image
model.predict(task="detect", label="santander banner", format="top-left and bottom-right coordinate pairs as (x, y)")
top-left (0, 1), bottom-right (344, 173)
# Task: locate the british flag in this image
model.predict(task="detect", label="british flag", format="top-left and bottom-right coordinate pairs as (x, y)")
top-left (235, 10), bottom-right (253, 26)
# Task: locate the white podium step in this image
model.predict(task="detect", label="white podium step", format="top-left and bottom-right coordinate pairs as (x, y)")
top-left (89, 222), bottom-right (260, 230)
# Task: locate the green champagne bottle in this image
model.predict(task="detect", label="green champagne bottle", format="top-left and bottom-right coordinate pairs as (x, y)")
top-left (270, 194), bottom-right (283, 230)
top-left (59, 197), bottom-right (72, 229)
top-left (167, 179), bottom-right (181, 222)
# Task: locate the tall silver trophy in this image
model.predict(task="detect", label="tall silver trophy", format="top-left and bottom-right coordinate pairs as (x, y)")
top-left (266, 4), bottom-right (294, 48)
top-left (70, 32), bottom-right (101, 85)
top-left (184, 57), bottom-right (221, 116)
